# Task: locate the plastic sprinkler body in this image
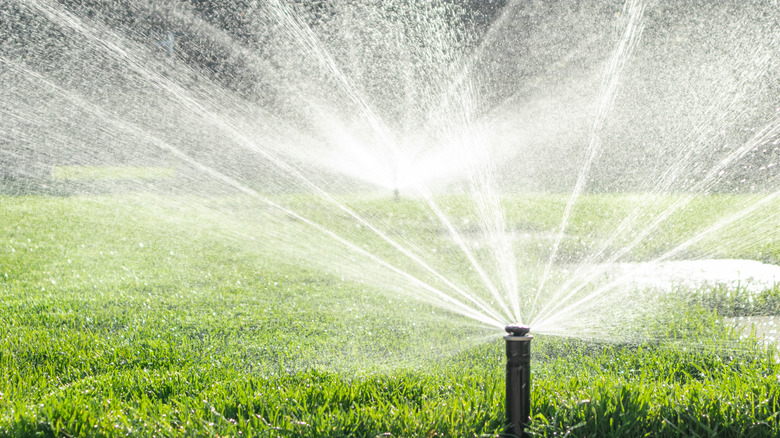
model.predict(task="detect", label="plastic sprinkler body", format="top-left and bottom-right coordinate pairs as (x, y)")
top-left (505, 324), bottom-right (532, 437)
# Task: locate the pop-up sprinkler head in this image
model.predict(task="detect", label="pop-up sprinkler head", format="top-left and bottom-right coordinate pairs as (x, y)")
top-left (504, 324), bottom-right (533, 437)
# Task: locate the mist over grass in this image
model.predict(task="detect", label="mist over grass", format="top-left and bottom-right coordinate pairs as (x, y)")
top-left (52, 166), bottom-right (176, 181)
top-left (1, 193), bottom-right (779, 437)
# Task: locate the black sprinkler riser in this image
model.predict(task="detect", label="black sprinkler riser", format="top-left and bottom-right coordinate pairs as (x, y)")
top-left (505, 325), bottom-right (532, 437)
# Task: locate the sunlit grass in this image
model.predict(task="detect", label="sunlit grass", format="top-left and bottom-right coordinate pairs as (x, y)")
top-left (1, 193), bottom-right (778, 437)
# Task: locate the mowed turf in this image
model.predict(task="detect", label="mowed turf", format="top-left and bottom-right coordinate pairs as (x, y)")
top-left (1, 193), bottom-right (779, 437)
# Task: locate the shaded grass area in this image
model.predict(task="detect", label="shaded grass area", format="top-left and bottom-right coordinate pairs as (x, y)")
top-left (1, 194), bottom-right (779, 437)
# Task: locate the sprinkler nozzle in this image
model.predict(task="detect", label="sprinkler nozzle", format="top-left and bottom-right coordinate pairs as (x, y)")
top-left (505, 324), bottom-right (531, 336)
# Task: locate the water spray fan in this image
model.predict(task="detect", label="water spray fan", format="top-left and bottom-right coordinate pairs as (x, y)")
top-left (504, 324), bottom-right (532, 437)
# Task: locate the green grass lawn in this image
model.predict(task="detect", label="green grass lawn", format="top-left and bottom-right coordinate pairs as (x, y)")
top-left (1, 193), bottom-right (779, 437)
